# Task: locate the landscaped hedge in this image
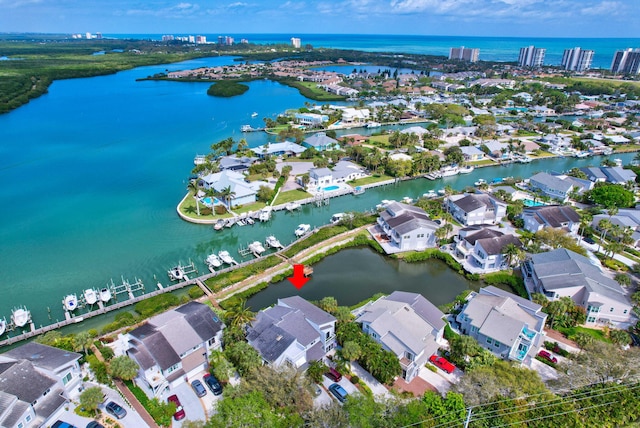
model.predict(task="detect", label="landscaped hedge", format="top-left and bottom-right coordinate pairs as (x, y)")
top-left (134, 293), bottom-right (180, 317)
top-left (283, 226), bottom-right (349, 258)
top-left (482, 271), bottom-right (528, 299)
top-left (403, 249), bottom-right (463, 273)
top-left (219, 281), bottom-right (272, 310)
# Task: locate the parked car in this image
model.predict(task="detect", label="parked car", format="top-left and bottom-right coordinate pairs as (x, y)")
top-left (86, 422), bottom-right (105, 428)
top-left (537, 350), bottom-right (558, 364)
top-left (51, 422), bottom-right (77, 428)
top-left (325, 367), bottom-right (342, 382)
top-left (328, 383), bottom-right (348, 403)
top-left (191, 379), bottom-right (207, 397)
top-left (204, 373), bottom-right (223, 395)
top-left (105, 401), bottom-right (127, 419)
top-left (429, 354), bottom-right (456, 374)
top-left (584, 236), bottom-right (596, 245)
top-left (167, 394), bottom-right (186, 421)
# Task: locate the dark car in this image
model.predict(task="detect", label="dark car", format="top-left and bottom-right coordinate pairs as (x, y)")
top-left (86, 422), bottom-right (104, 428)
top-left (537, 350), bottom-right (558, 364)
top-left (191, 379), bottom-right (207, 397)
top-left (204, 373), bottom-right (223, 395)
top-left (328, 383), bottom-right (349, 403)
top-left (325, 367), bottom-right (342, 382)
top-left (52, 422), bottom-right (78, 428)
top-left (105, 401), bottom-right (127, 419)
top-left (584, 236), bottom-right (596, 245)
top-left (167, 394), bottom-right (186, 421)
top-left (429, 354), bottom-right (456, 374)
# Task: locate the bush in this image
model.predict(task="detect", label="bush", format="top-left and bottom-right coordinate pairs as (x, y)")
top-left (219, 282), bottom-right (270, 309)
top-left (188, 286), bottom-right (205, 299)
top-left (86, 355), bottom-right (110, 385)
top-left (543, 341), bottom-right (571, 357)
top-left (444, 323), bottom-right (460, 341)
top-left (134, 293), bottom-right (180, 317)
top-left (214, 205), bottom-right (227, 215)
top-left (482, 272), bottom-right (527, 299)
top-left (425, 364), bottom-right (438, 373)
top-left (403, 249), bottom-right (463, 273)
top-left (351, 375), bottom-right (360, 384)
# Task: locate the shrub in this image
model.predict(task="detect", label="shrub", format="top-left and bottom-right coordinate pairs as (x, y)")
top-left (351, 375), bottom-right (360, 384)
top-left (444, 323), bottom-right (459, 341)
top-left (425, 364), bottom-right (438, 373)
top-left (188, 286), bottom-right (205, 299)
top-left (86, 355), bottom-right (110, 385)
top-left (134, 293), bottom-right (180, 317)
top-left (482, 272), bottom-right (527, 299)
top-left (214, 205), bottom-right (227, 215)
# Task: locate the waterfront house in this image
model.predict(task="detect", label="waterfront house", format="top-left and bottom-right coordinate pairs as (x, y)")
top-left (218, 155), bottom-right (258, 172)
top-left (459, 146), bottom-right (485, 162)
top-left (0, 342), bottom-right (82, 428)
top-left (447, 193), bottom-right (507, 226)
top-left (199, 169), bottom-right (260, 207)
top-left (374, 202), bottom-right (439, 253)
top-left (250, 141), bottom-right (306, 158)
top-left (295, 112), bottom-right (328, 127)
top-left (340, 107), bottom-right (370, 124)
top-left (354, 291), bottom-right (446, 382)
top-left (123, 301), bottom-right (224, 397)
top-left (522, 248), bottom-right (633, 325)
top-left (482, 140), bottom-right (510, 159)
top-left (307, 160), bottom-right (367, 189)
top-left (522, 205), bottom-right (581, 234)
top-left (454, 227), bottom-right (523, 273)
top-left (579, 166), bottom-right (636, 185)
top-left (246, 296), bottom-right (337, 368)
top-left (302, 132), bottom-right (340, 152)
top-left (455, 286), bottom-right (547, 362)
top-left (528, 172), bottom-right (575, 202)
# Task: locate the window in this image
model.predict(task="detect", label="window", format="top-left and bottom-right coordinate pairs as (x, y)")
top-left (486, 337), bottom-right (492, 344)
top-left (494, 341), bottom-right (500, 348)
top-left (610, 307), bottom-right (614, 312)
top-left (471, 326), bottom-right (478, 333)
top-left (62, 372), bottom-right (72, 385)
top-left (587, 316), bottom-right (596, 323)
top-left (624, 309), bottom-right (628, 314)
top-left (166, 363), bottom-right (180, 374)
top-left (25, 415), bottom-right (31, 422)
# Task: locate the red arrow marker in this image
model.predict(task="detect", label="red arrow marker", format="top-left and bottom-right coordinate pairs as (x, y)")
top-left (288, 264), bottom-right (310, 290)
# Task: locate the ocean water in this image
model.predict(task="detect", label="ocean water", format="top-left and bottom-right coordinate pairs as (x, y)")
top-left (0, 41), bottom-right (636, 334)
top-left (106, 33), bottom-right (640, 69)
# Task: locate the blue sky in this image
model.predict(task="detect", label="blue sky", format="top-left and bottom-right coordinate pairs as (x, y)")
top-left (1, 0), bottom-right (638, 38)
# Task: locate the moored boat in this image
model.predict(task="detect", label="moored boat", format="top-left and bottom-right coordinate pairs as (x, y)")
top-left (330, 213), bottom-right (345, 224)
top-left (0, 318), bottom-right (6, 336)
top-left (259, 207), bottom-right (272, 222)
top-left (474, 178), bottom-right (487, 186)
top-left (248, 241), bottom-right (266, 257)
top-left (214, 219), bottom-right (225, 231)
top-left (285, 202), bottom-right (301, 212)
top-left (206, 253), bottom-right (222, 268)
top-left (99, 287), bottom-right (112, 303)
top-left (295, 224), bottom-right (311, 237)
top-left (168, 266), bottom-right (185, 281)
top-left (440, 166), bottom-right (459, 177)
top-left (218, 250), bottom-right (235, 265)
top-left (84, 288), bottom-right (98, 305)
top-left (459, 165), bottom-right (474, 174)
top-left (11, 306), bottom-right (31, 328)
top-left (265, 235), bottom-right (284, 249)
top-left (63, 294), bottom-right (78, 312)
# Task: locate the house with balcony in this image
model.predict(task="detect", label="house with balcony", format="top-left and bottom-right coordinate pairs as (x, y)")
top-left (250, 141), bottom-right (307, 159)
top-left (522, 205), bottom-right (581, 234)
top-left (122, 301), bottom-right (225, 397)
top-left (374, 202), bottom-right (439, 253)
top-left (302, 132), bottom-right (340, 152)
top-left (454, 227), bottom-right (523, 273)
top-left (456, 286), bottom-right (547, 362)
top-left (307, 161), bottom-right (367, 189)
top-left (0, 342), bottom-right (82, 428)
top-left (447, 193), bottom-right (507, 226)
top-left (247, 296), bottom-right (337, 368)
top-left (354, 291), bottom-right (446, 382)
top-left (528, 172), bottom-right (576, 202)
top-left (522, 248), bottom-right (633, 325)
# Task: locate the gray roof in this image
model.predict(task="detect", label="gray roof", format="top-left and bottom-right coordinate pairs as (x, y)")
top-left (218, 155), bottom-right (257, 170)
top-left (174, 301), bottom-right (224, 342)
top-left (383, 202), bottom-right (439, 234)
top-left (580, 167), bottom-right (607, 180)
top-left (602, 166), bottom-right (636, 184)
top-left (2, 342), bottom-right (80, 372)
top-left (529, 248), bottom-right (630, 305)
top-left (386, 291), bottom-right (446, 331)
top-left (529, 172), bottom-right (573, 193)
top-left (129, 323), bottom-right (181, 371)
top-left (128, 348), bottom-right (155, 371)
top-left (279, 296), bottom-right (336, 326)
top-left (248, 325), bottom-right (296, 363)
top-left (475, 234), bottom-right (522, 256)
top-left (0, 360), bottom-right (56, 404)
top-left (464, 228), bottom-right (504, 244)
top-left (34, 388), bottom-right (67, 421)
top-left (523, 205), bottom-right (580, 228)
top-left (0, 391), bottom-right (28, 428)
top-left (303, 132), bottom-right (338, 148)
top-left (451, 193), bottom-right (503, 214)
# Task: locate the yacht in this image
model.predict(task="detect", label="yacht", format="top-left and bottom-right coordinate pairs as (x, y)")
top-left (353, 186), bottom-right (365, 195)
top-left (168, 266), bottom-right (185, 281)
top-left (459, 165), bottom-right (474, 174)
top-left (574, 151), bottom-right (590, 158)
top-left (63, 294), bottom-right (78, 312)
top-left (205, 253), bottom-right (222, 268)
top-left (11, 306), bottom-right (31, 328)
top-left (440, 166), bottom-right (459, 177)
top-left (245, 216), bottom-right (255, 225)
top-left (0, 318), bottom-right (6, 336)
top-left (218, 250), bottom-right (235, 265)
top-left (258, 207), bottom-right (272, 222)
top-left (84, 288), bottom-right (98, 305)
top-left (423, 190), bottom-right (437, 198)
top-left (425, 171), bottom-right (442, 180)
top-left (265, 235), bottom-right (284, 249)
top-left (251, 112), bottom-right (258, 118)
top-left (99, 287), bottom-right (112, 303)
top-left (474, 178), bottom-right (487, 187)
top-left (401, 196), bottom-right (413, 204)
top-left (330, 213), bottom-right (345, 224)
top-left (248, 241), bottom-right (266, 257)
top-left (365, 121), bottom-right (381, 128)
top-left (241, 125), bottom-right (253, 132)
top-left (193, 155), bottom-right (206, 166)
top-left (295, 224), bottom-right (311, 237)
top-left (214, 219), bottom-right (225, 231)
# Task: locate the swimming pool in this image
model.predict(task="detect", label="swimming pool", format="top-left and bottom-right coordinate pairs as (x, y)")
top-left (201, 196), bottom-right (222, 206)
top-left (522, 198), bottom-right (545, 207)
top-left (323, 185), bottom-right (340, 191)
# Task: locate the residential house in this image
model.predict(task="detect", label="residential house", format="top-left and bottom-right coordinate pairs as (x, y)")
top-left (338, 134), bottom-right (367, 146)
top-left (355, 291), bottom-right (446, 381)
top-left (246, 296), bottom-right (337, 368)
top-left (218, 155), bottom-right (258, 172)
top-left (447, 193), bottom-right (507, 226)
top-left (0, 342), bottom-right (82, 428)
top-left (522, 248), bottom-right (633, 325)
top-left (454, 227), bottom-right (523, 273)
top-left (455, 286), bottom-right (547, 362)
top-left (375, 202), bottom-right (439, 253)
top-left (528, 172), bottom-right (575, 202)
top-left (307, 161), bottom-right (367, 188)
top-left (482, 140), bottom-right (510, 159)
top-left (199, 170), bottom-right (260, 207)
top-left (123, 301), bottom-right (225, 397)
top-left (592, 209), bottom-right (640, 247)
top-left (601, 166), bottom-right (636, 184)
top-left (522, 205), bottom-right (581, 234)
top-left (579, 166), bottom-right (608, 183)
top-left (250, 141), bottom-right (306, 158)
top-left (459, 146), bottom-right (485, 162)
top-left (340, 108), bottom-right (370, 124)
top-left (302, 132), bottom-right (340, 152)
top-left (295, 113), bottom-right (328, 127)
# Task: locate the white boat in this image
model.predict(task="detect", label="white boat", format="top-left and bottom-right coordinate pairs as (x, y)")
top-left (437, 189), bottom-right (446, 195)
top-left (614, 158), bottom-right (622, 167)
top-left (574, 151), bottom-right (590, 158)
top-left (168, 266), bottom-right (185, 281)
top-left (99, 287), bottom-right (112, 303)
top-left (425, 171), bottom-right (442, 180)
top-left (330, 213), bottom-right (345, 224)
top-left (353, 186), bottom-right (365, 195)
top-left (0, 318), bottom-right (6, 336)
top-left (214, 219), bottom-right (225, 231)
top-left (474, 178), bottom-right (487, 186)
top-left (365, 121), bottom-right (381, 128)
top-left (241, 124), bottom-right (253, 132)
top-left (459, 165), bottom-right (474, 174)
top-left (285, 202), bottom-right (301, 211)
top-left (295, 224), bottom-right (311, 237)
top-left (194, 155), bottom-right (206, 166)
top-left (206, 253), bottom-right (223, 268)
top-left (265, 235), bottom-right (284, 249)
top-left (259, 207), bottom-right (272, 222)
top-left (251, 112), bottom-right (258, 117)
top-left (11, 307), bottom-right (31, 328)
top-left (401, 197), bottom-right (413, 204)
top-left (84, 288), bottom-right (98, 305)
top-left (236, 218), bottom-right (246, 226)
top-left (440, 166), bottom-right (459, 177)
top-left (63, 294), bottom-right (78, 312)
top-left (218, 250), bottom-right (235, 265)
top-left (423, 190), bottom-right (437, 198)
top-left (517, 156), bottom-right (532, 163)
top-left (248, 241), bottom-right (266, 257)
top-left (245, 217), bottom-right (255, 225)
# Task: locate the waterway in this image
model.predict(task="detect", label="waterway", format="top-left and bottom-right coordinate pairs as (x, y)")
top-left (0, 54), bottom-right (635, 335)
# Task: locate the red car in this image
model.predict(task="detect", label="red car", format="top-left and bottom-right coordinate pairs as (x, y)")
top-left (537, 350), bottom-right (558, 364)
top-left (429, 354), bottom-right (456, 374)
top-left (167, 394), bottom-right (186, 421)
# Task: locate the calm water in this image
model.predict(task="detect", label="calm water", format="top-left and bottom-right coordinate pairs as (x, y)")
top-left (246, 247), bottom-right (475, 311)
top-left (107, 34), bottom-right (640, 69)
top-left (0, 51), bottom-right (635, 332)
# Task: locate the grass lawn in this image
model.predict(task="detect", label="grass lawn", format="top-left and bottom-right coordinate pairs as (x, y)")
top-left (350, 174), bottom-right (394, 186)
top-left (246, 172), bottom-right (275, 182)
top-left (516, 131), bottom-right (540, 137)
top-left (613, 144), bottom-right (640, 153)
top-left (530, 151), bottom-right (556, 158)
top-left (178, 191), bottom-right (232, 220)
top-left (557, 326), bottom-right (612, 343)
top-left (273, 189), bottom-right (312, 205)
top-left (234, 201), bottom-right (267, 214)
top-left (469, 159), bottom-right (496, 166)
top-left (366, 135), bottom-right (393, 149)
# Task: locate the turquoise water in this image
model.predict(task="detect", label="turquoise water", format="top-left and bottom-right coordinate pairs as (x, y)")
top-left (0, 52), bottom-right (636, 330)
top-left (523, 199), bottom-right (545, 207)
top-left (201, 197), bottom-right (221, 206)
top-left (323, 185), bottom-right (340, 191)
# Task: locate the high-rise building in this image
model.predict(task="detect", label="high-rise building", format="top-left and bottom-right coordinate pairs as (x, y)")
top-left (518, 46), bottom-right (546, 68)
top-left (611, 48), bottom-right (640, 75)
top-left (291, 37), bottom-right (301, 49)
top-left (449, 46), bottom-right (479, 63)
top-left (561, 47), bottom-right (594, 71)
top-left (195, 35), bottom-right (207, 44)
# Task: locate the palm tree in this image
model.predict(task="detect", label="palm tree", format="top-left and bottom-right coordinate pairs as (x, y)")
top-left (578, 212), bottom-right (593, 243)
top-left (597, 218), bottom-right (612, 253)
top-left (502, 243), bottom-right (524, 267)
top-left (217, 186), bottom-right (236, 210)
top-left (187, 180), bottom-right (201, 216)
top-left (225, 300), bottom-right (255, 328)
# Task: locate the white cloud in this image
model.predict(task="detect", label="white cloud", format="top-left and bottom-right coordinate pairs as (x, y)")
top-left (126, 2), bottom-right (200, 17)
top-left (581, 1), bottom-right (624, 15)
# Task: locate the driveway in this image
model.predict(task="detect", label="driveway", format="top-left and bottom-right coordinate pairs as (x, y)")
top-left (91, 384), bottom-right (148, 428)
top-left (417, 364), bottom-right (461, 395)
top-left (161, 377), bottom-right (207, 426)
top-left (351, 362), bottom-right (391, 398)
top-left (321, 374), bottom-right (358, 404)
top-left (313, 384), bottom-right (333, 408)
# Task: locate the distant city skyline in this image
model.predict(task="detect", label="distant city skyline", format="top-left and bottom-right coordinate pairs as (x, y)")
top-left (1, 0), bottom-right (638, 38)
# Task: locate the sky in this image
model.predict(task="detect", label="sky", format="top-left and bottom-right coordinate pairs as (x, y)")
top-left (0, 0), bottom-right (639, 38)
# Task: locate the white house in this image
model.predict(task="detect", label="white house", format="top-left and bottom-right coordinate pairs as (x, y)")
top-left (454, 227), bottom-right (523, 273)
top-left (447, 193), bottom-right (507, 226)
top-left (375, 202), bottom-right (439, 253)
top-left (522, 205), bottom-right (581, 234)
top-left (199, 169), bottom-right (261, 207)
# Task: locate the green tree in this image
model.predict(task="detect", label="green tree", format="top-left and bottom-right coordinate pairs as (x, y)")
top-left (317, 296), bottom-right (338, 314)
top-left (306, 360), bottom-right (328, 384)
top-left (187, 179), bottom-right (201, 216)
top-left (341, 341), bottom-right (362, 371)
top-left (148, 397), bottom-right (176, 428)
top-left (216, 185), bottom-right (236, 209)
top-left (79, 386), bottom-right (105, 414)
top-left (109, 355), bottom-right (139, 381)
top-left (72, 331), bottom-right (94, 355)
top-left (206, 389), bottom-right (281, 428)
top-left (609, 329), bottom-right (631, 345)
top-left (224, 341), bottom-right (262, 376)
top-left (256, 185), bottom-right (275, 203)
top-left (242, 365), bottom-right (313, 414)
top-left (210, 351), bottom-right (236, 383)
top-left (224, 300), bottom-right (255, 328)
top-left (587, 184), bottom-right (634, 208)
